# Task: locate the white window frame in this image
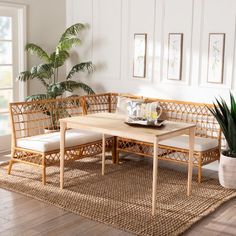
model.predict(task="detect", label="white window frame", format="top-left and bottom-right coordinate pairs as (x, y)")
top-left (0, 3), bottom-right (27, 153)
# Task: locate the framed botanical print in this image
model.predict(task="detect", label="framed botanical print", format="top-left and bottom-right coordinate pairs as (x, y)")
top-left (133, 33), bottom-right (147, 78)
top-left (207, 33), bottom-right (225, 84)
top-left (167, 33), bottom-right (183, 80)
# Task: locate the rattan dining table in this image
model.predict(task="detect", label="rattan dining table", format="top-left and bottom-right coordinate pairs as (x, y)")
top-left (59, 113), bottom-right (196, 215)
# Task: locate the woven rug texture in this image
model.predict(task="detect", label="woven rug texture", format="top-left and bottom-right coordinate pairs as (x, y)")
top-left (0, 157), bottom-right (235, 236)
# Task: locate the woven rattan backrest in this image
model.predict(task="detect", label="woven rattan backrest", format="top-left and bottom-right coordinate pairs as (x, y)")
top-left (9, 96), bottom-right (83, 142)
top-left (145, 98), bottom-right (220, 140)
top-left (9, 93), bottom-right (221, 145)
top-left (110, 93), bottom-right (118, 113)
top-left (82, 93), bottom-right (114, 114)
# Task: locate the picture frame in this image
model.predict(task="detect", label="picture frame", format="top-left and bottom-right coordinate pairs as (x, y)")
top-left (207, 33), bottom-right (225, 84)
top-left (167, 33), bottom-right (183, 80)
top-left (133, 33), bottom-right (147, 78)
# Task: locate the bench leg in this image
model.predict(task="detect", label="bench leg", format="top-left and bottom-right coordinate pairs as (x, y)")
top-left (42, 156), bottom-right (46, 185)
top-left (42, 167), bottom-right (46, 185)
top-left (112, 137), bottom-right (117, 164)
top-left (198, 156), bottom-right (202, 183)
top-left (8, 149), bottom-right (15, 175)
top-left (116, 151), bottom-right (120, 164)
top-left (8, 160), bottom-right (14, 175)
top-left (116, 138), bottom-right (120, 164)
top-left (198, 166), bottom-right (202, 183)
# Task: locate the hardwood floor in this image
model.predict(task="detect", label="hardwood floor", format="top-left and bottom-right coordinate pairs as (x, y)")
top-left (0, 153), bottom-right (236, 236)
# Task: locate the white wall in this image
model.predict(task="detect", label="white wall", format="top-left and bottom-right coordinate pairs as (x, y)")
top-left (67, 0), bottom-right (236, 103)
top-left (0, 0), bottom-right (66, 96)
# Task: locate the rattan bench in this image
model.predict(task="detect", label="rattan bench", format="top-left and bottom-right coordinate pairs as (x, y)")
top-left (8, 93), bottom-right (221, 184)
top-left (8, 96), bottom-right (115, 184)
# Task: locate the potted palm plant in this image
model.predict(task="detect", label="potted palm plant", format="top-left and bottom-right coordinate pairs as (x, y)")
top-left (18, 23), bottom-right (95, 101)
top-left (18, 23), bottom-right (95, 131)
top-left (208, 93), bottom-right (236, 188)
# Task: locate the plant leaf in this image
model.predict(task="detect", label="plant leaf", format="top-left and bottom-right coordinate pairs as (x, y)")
top-left (64, 80), bottom-right (95, 94)
top-left (66, 62), bottom-right (94, 80)
top-left (230, 92), bottom-right (236, 123)
top-left (59, 23), bottom-right (85, 42)
top-left (17, 71), bottom-right (34, 81)
top-left (50, 51), bottom-right (70, 68)
top-left (25, 94), bottom-right (47, 102)
top-left (227, 110), bottom-right (236, 152)
top-left (207, 93), bottom-right (236, 154)
top-left (36, 64), bottom-right (54, 79)
top-left (25, 43), bottom-right (50, 62)
top-left (56, 38), bottom-right (81, 52)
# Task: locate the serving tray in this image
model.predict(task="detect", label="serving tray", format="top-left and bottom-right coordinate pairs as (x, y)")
top-left (124, 119), bottom-right (165, 128)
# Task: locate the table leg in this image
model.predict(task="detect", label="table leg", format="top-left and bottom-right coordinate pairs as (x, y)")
top-left (187, 127), bottom-right (195, 196)
top-left (102, 134), bottom-right (105, 175)
top-left (152, 136), bottom-right (159, 215)
top-left (60, 122), bottom-right (67, 189)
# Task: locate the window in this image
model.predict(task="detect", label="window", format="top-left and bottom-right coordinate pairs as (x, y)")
top-left (0, 15), bottom-right (13, 136)
top-left (0, 4), bottom-right (26, 152)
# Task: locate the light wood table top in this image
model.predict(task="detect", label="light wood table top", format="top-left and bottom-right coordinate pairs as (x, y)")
top-left (60, 113), bottom-right (195, 143)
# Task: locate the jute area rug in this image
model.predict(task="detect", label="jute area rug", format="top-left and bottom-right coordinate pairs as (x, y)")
top-left (0, 157), bottom-right (236, 236)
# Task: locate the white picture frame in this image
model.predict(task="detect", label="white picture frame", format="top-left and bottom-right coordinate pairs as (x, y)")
top-left (167, 33), bottom-right (183, 80)
top-left (207, 33), bottom-right (225, 84)
top-left (133, 33), bottom-right (147, 78)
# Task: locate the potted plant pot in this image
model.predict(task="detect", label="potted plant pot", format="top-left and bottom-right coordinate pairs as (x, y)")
top-left (44, 126), bottom-right (60, 134)
top-left (219, 151), bottom-right (236, 188)
top-left (208, 93), bottom-right (236, 189)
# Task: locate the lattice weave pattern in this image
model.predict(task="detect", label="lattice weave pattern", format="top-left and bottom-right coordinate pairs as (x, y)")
top-left (145, 98), bottom-right (220, 140)
top-left (10, 96), bottom-right (83, 140)
top-left (13, 138), bottom-right (113, 166)
top-left (82, 93), bottom-right (112, 114)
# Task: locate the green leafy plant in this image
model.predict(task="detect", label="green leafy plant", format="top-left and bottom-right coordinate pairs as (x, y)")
top-left (208, 93), bottom-right (236, 157)
top-left (18, 23), bottom-right (95, 101)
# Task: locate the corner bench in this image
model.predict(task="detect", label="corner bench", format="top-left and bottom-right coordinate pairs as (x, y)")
top-left (8, 93), bottom-right (221, 184)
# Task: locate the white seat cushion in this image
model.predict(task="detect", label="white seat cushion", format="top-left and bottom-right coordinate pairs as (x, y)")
top-left (17, 129), bottom-right (108, 153)
top-left (159, 135), bottom-right (218, 152)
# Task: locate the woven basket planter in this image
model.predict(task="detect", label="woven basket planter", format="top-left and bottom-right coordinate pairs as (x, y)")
top-left (219, 153), bottom-right (236, 189)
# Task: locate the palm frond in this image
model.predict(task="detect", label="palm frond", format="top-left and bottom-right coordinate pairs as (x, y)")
top-left (47, 80), bottom-right (94, 98)
top-left (50, 51), bottom-right (70, 68)
top-left (36, 64), bottom-right (54, 79)
top-left (25, 94), bottom-right (47, 102)
top-left (18, 65), bottom-right (52, 88)
top-left (59, 23), bottom-right (85, 42)
top-left (25, 43), bottom-right (50, 62)
top-left (62, 80), bottom-right (95, 94)
top-left (66, 62), bottom-right (94, 80)
top-left (29, 64), bottom-right (53, 88)
top-left (17, 71), bottom-right (34, 82)
top-left (47, 83), bottom-right (65, 98)
top-left (56, 38), bottom-right (81, 52)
